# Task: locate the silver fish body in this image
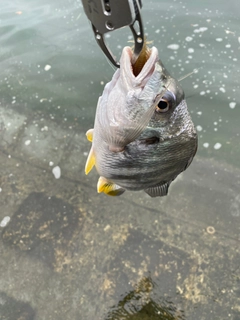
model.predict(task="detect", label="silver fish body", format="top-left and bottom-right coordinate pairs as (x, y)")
top-left (85, 46), bottom-right (197, 197)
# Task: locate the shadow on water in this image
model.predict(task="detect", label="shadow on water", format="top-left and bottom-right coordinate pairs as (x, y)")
top-left (105, 277), bottom-right (185, 320)
top-left (2, 192), bottom-right (84, 270)
top-left (0, 291), bottom-right (35, 320)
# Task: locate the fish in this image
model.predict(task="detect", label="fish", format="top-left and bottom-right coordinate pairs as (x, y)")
top-left (85, 42), bottom-right (198, 197)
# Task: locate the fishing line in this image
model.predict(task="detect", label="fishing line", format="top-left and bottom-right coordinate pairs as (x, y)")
top-left (178, 67), bottom-right (202, 82)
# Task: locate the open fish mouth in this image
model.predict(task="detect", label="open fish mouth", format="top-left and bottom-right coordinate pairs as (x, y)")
top-left (120, 44), bottom-right (160, 87)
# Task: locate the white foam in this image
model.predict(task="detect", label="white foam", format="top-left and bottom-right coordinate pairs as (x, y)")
top-left (0, 216), bottom-right (10, 227)
top-left (25, 140), bottom-right (31, 146)
top-left (214, 143), bottom-right (222, 150)
top-left (199, 27), bottom-right (208, 32)
top-left (52, 166), bottom-right (61, 179)
top-left (196, 125), bottom-right (203, 132)
top-left (203, 143), bottom-right (209, 148)
top-left (167, 44), bottom-right (180, 50)
top-left (185, 36), bottom-right (193, 42)
top-left (229, 102), bottom-right (236, 109)
top-left (44, 64), bottom-right (51, 71)
top-left (194, 27), bottom-right (208, 33)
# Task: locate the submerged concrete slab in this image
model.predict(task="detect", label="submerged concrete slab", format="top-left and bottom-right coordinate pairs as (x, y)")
top-left (0, 106), bottom-right (239, 320)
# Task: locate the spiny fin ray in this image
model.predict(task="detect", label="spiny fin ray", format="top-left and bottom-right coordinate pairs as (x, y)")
top-left (86, 128), bottom-right (94, 142)
top-left (85, 147), bottom-right (95, 175)
top-left (144, 181), bottom-right (171, 197)
top-left (97, 176), bottom-right (125, 196)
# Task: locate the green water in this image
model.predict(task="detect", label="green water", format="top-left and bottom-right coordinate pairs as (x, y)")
top-left (0, 1), bottom-right (239, 320)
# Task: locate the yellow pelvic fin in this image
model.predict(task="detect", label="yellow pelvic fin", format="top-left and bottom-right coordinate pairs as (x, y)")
top-left (97, 176), bottom-right (125, 196)
top-left (85, 147), bottom-right (95, 175)
top-left (86, 128), bottom-right (94, 142)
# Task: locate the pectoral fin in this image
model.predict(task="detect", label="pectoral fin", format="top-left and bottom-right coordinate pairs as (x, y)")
top-left (86, 128), bottom-right (94, 142)
top-left (97, 176), bottom-right (125, 196)
top-left (85, 147), bottom-right (95, 175)
top-left (144, 181), bottom-right (171, 197)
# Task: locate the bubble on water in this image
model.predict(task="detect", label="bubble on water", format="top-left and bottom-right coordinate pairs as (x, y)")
top-left (199, 43), bottom-right (205, 47)
top-left (214, 143), bottom-right (222, 150)
top-left (167, 44), bottom-right (180, 50)
top-left (185, 36), bottom-right (193, 42)
top-left (238, 37), bottom-right (240, 44)
top-left (52, 166), bottom-right (61, 179)
top-left (49, 161), bottom-right (54, 166)
top-left (225, 44), bottom-right (231, 48)
top-left (219, 87), bottom-right (226, 93)
top-left (216, 38), bottom-right (223, 42)
top-left (197, 111), bottom-right (202, 115)
top-left (229, 102), bottom-right (236, 109)
top-left (0, 216), bottom-right (10, 227)
top-left (196, 125), bottom-right (203, 132)
top-left (200, 91), bottom-right (205, 95)
top-left (193, 84), bottom-right (199, 89)
top-left (203, 143), bottom-right (209, 148)
top-left (44, 65), bottom-right (51, 71)
top-left (188, 48), bottom-right (194, 53)
top-left (155, 29), bottom-right (160, 33)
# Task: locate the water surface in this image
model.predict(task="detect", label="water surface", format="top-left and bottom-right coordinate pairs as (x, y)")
top-left (0, 1), bottom-right (239, 319)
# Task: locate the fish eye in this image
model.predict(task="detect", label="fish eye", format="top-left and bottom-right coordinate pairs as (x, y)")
top-left (156, 99), bottom-right (170, 113)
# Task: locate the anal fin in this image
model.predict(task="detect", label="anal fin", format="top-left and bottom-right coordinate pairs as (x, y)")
top-left (85, 147), bottom-right (95, 175)
top-left (97, 176), bottom-right (125, 196)
top-left (144, 181), bottom-right (171, 197)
